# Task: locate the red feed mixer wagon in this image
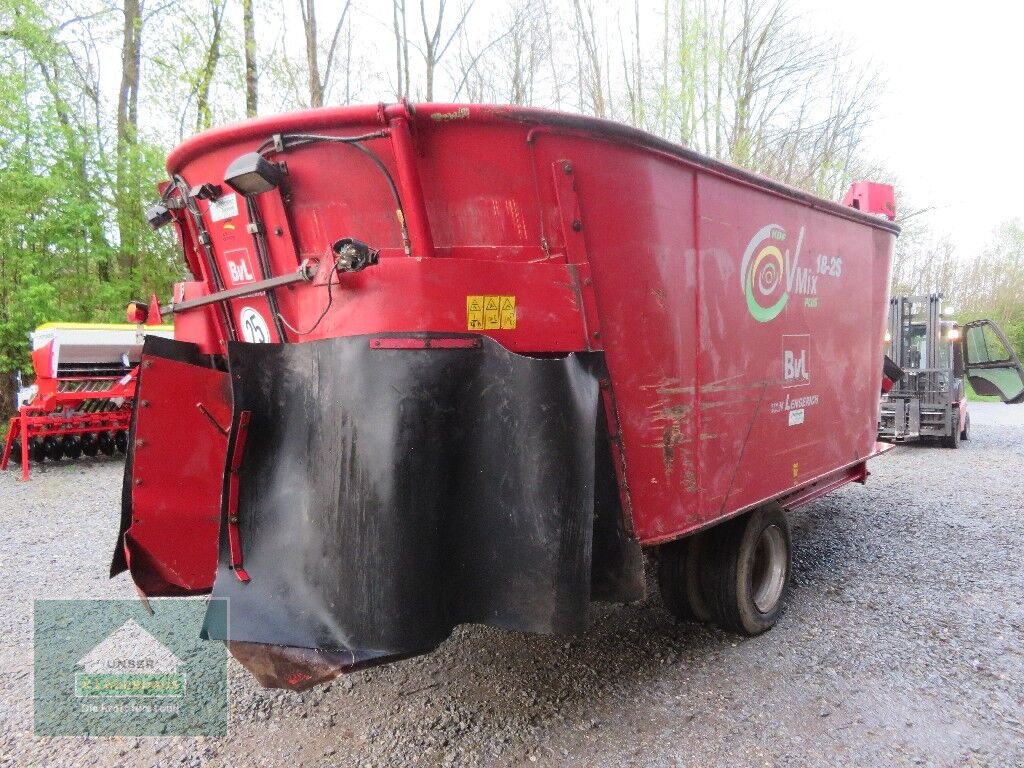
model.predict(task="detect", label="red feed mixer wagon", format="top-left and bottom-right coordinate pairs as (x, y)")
top-left (3, 322), bottom-right (173, 479)
top-left (113, 102), bottom-right (899, 690)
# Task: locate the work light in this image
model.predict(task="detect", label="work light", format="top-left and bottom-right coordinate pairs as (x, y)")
top-left (224, 152), bottom-right (282, 195)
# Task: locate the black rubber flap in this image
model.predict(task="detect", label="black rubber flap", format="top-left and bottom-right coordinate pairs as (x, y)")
top-left (203, 334), bottom-right (601, 657)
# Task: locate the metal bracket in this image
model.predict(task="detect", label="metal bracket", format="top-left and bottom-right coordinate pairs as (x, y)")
top-left (551, 160), bottom-right (587, 264)
top-left (227, 410), bottom-right (253, 583)
top-left (163, 259), bottom-right (319, 315)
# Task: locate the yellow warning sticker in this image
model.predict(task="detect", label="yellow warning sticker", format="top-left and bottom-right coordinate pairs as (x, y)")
top-left (484, 296), bottom-right (500, 329)
top-left (467, 295), bottom-right (516, 330)
top-left (467, 296), bottom-right (483, 330)
top-left (499, 296), bottom-right (516, 329)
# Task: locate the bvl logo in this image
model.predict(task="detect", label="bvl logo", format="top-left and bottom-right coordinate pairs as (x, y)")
top-left (225, 249), bottom-right (256, 285)
top-left (782, 335), bottom-right (810, 387)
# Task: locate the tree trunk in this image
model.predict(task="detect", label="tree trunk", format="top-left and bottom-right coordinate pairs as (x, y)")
top-left (419, 0), bottom-right (474, 102)
top-left (393, 0), bottom-right (405, 98)
top-left (402, 1), bottom-right (410, 98)
top-left (116, 0), bottom-right (142, 278)
top-left (420, 0), bottom-right (437, 100)
top-left (300, 0), bottom-right (323, 107)
top-left (572, 0), bottom-right (604, 118)
top-left (196, 0), bottom-right (227, 132)
top-left (300, 0), bottom-right (350, 107)
top-left (243, 0), bottom-right (258, 116)
top-left (117, 0), bottom-right (141, 143)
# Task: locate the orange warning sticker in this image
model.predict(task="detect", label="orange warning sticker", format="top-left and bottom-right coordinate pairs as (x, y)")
top-left (467, 295), bottom-right (516, 330)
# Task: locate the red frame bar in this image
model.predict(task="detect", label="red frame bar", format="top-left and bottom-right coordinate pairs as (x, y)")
top-left (370, 337), bottom-right (481, 350)
top-left (2, 408), bottom-right (132, 480)
top-left (387, 112), bottom-right (435, 258)
top-left (226, 410), bottom-right (253, 582)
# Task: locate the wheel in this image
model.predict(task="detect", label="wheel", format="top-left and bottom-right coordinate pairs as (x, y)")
top-left (961, 412), bottom-right (971, 441)
top-left (62, 435), bottom-right (82, 460)
top-left (700, 504), bottom-right (792, 635)
top-left (80, 433), bottom-right (99, 457)
top-left (658, 533), bottom-right (713, 622)
top-left (114, 430), bottom-right (128, 454)
top-left (30, 439), bottom-right (46, 463)
top-left (44, 436), bottom-right (64, 462)
top-left (944, 407), bottom-right (962, 449)
top-left (8, 439), bottom-right (21, 465)
top-left (97, 431), bottom-right (115, 456)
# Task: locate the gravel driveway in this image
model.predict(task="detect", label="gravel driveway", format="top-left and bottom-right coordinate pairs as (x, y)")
top-left (2, 402), bottom-right (1022, 767)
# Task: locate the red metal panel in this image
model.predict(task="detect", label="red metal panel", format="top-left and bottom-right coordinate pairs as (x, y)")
top-left (156, 103), bottom-right (897, 552)
top-left (171, 281), bottom-right (221, 354)
top-left (685, 175), bottom-right (890, 538)
top-left (125, 355), bottom-right (229, 593)
top-left (31, 341), bottom-right (55, 379)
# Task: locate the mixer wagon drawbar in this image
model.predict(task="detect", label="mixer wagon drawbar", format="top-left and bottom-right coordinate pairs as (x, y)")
top-left (111, 102), bottom-right (900, 690)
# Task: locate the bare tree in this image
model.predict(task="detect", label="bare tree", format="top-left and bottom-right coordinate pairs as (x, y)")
top-left (540, 0), bottom-right (562, 108)
top-left (619, 0), bottom-right (643, 127)
top-left (640, 0), bottom-right (877, 199)
top-left (418, 0), bottom-right (474, 100)
top-left (299, 0), bottom-right (352, 107)
top-left (572, 0), bottom-right (605, 117)
top-left (393, 0), bottom-right (410, 98)
top-left (503, 0), bottom-right (548, 105)
top-left (450, 3), bottom-right (528, 103)
top-left (243, 0), bottom-right (258, 116)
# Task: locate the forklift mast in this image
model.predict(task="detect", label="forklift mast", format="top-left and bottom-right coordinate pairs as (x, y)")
top-left (880, 292), bottom-right (1024, 445)
top-left (888, 294), bottom-right (949, 372)
top-left (880, 294), bottom-right (964, 445)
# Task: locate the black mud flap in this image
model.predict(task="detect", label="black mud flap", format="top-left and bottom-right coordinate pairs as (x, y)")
top-left (202, 334), bottom-right (640, 688)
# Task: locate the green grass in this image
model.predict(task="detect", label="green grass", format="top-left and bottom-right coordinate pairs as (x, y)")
top-left (965, 379), bottom-right (1001, 402)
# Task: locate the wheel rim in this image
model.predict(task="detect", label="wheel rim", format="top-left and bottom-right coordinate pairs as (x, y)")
top-left (751, 524), bottom-right (787, 613)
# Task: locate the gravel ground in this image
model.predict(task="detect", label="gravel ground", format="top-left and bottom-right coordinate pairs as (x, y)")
top-left (1, 402), bottom-right (1022, 767)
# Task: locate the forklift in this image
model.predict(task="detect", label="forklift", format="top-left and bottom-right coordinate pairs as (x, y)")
top-left (879, 294), bottom-right (1024, 447)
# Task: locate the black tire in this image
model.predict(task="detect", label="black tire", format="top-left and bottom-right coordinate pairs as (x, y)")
top-left (97, 431), bottom-right (115, 456)
top-left (658, 533), bottom-right (713, 622)
top-left (8, 439), bottom-right (21, 465)
top-left (30, 439), bottom-right (46, 463)
top-left (80, 433), bottom-right (99, 457)
top-left (63, 435), bottom-right (82, 460)
top-left (961, 412), bottom-right (971, 441)
top-left (945, 408), bottom-right (962, 448)
top-left (44, 436), bottom-right (64, 462)
top-left (700, 504), bottom-right (792, 635)
top-left (114, 430), bottom-right (128, 454)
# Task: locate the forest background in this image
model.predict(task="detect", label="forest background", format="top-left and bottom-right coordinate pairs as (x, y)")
top-left (1, 0), bottom-right (1021, 416)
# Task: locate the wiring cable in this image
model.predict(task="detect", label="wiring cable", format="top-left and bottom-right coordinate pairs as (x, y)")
top-left (172, 174), bottom-right (238, 340)
top-left (276, 261), bottom-right (337, 337)
top-left (260, 131), bottom-right (412, 256)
